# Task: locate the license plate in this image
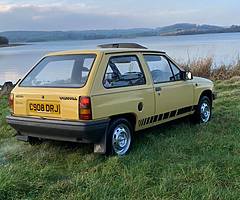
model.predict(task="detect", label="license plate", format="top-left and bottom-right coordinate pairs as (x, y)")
top-left (28, 101), bottom-right (60, 115)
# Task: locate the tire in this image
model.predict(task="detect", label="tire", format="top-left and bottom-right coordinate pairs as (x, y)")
top-left (28, 137), bottom-right (42, 146)
top-left (106, 118), bottom-right (133, 156)
top-left (193, 96), bottom-right (212, 123)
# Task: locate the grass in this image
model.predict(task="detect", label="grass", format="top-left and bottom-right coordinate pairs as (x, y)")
top-left (0, 80), bottom-right (240, 200)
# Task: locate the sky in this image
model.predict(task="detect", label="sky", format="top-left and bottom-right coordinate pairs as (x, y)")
top-left (0, 0), bottom-right (239, 31)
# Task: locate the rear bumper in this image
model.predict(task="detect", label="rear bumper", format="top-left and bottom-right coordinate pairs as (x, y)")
top-left (6, 115), bottom-right (109, 143)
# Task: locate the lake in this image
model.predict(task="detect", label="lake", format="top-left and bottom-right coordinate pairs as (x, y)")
top-left (1, 32), bottom-right (240, 84)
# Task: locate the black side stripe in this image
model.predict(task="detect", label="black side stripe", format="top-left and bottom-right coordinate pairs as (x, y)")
top-left (138, 105), bottom-right (195, 127)
top-left (146, 117), bottom-right (150, 125)
top-left (158, 114), bottom-right (163, 121)
top-left (177, 106), bottom-right (192, 115)
top-left (150, 116), bottom-right (154, 123)
top-left (143, 118), bottom-right (147, 126)
top-left (170, 110), bottom-right (177, 118)
top-left (139, 119), bottom-right (144, 127)
top-left (163, 112), bottom-right (170, 120)
top-left (153, 115), bottom-right (158, 123)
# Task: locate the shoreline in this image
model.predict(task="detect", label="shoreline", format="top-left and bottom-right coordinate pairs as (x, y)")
top-left (0, 43), bottom-right (28, 48)
top-left (0, 32), bottom-right (239, 45)
top-left (1, 31), bottom-right (240, 44)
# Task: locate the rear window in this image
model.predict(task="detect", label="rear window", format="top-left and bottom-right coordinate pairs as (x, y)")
top-left (20, 54), bottom-right (96, 88)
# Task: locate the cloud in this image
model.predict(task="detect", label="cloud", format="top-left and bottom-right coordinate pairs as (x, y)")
top-left (0, 2), bottom-right (146, 30)
top-left (0, 1), bottom-right (236, 31)
top-left (0, 3), bottom-right (12, 13)
top-left (0, 2), bottom-right (97, 14)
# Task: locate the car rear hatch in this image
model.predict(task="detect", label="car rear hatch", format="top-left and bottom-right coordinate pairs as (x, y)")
top-left (12, 53), bottom-right (98, 121)
top-left (13, 88), bottom-right (88, 120)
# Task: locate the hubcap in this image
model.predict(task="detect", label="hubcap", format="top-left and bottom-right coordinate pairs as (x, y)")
top-left (112, 124), bottom-right (131, 155)
top-left (200, 102), bottom-right (211, 123)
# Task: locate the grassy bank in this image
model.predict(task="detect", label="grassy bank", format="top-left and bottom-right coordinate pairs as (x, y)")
top-left (181, 57), bottom-right (240, 80)
top-left (0, 79), bottom-right (240, 199)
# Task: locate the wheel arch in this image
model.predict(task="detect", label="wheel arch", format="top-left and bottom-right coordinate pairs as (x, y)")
top-left (198, 90), bottom-right (213, 106)
top-left (109, 113), bottom-right (137, 131)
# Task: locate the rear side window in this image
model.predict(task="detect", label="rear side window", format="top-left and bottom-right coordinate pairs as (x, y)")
top-left (20, 54), bottom-right (96, 88)
top-left (103, 55), bottom-right (146, 88)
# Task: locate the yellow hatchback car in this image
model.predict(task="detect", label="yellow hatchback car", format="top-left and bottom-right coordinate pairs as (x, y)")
top-left (7, 43), bottom-right (215, 155)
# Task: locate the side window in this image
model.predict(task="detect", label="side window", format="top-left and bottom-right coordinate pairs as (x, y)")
top-left (144, 55), bottom-right (174, 83)
top-left (103, 55), bottom-right (146, 88)
top-left (169, 61), bottom-right (181, 81)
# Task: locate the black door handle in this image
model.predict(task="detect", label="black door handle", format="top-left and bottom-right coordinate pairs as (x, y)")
top-left (155, 87), bottom-right (162, 92)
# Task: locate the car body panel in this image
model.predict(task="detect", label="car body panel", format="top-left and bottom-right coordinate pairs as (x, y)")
top-left (190, 77), bottom-right (214, 105)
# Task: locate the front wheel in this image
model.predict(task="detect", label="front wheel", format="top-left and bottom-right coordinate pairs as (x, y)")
top-left (106, 118), bottom-right (133, 156)
top-left (193, 96), bottom-right (212, 123)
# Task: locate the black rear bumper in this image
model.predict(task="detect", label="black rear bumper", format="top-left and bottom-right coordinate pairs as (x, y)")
top-left (6, 115), bottom-right (109, 143)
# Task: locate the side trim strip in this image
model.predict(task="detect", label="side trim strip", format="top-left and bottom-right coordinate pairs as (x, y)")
top-left (138, 106), bottom-right (195, 127)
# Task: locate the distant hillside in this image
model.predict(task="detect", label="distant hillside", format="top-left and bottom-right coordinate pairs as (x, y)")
top-left (1, 23), bottom-right (240, 43)
top-left (157, 23), bottom-right (223, 35)
top-left (160, 24), bottom-right (240, 36)
top-left (0, 29), bottom-right (156, 43)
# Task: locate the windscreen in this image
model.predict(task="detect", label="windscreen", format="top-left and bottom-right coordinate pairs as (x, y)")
top-left (20, 54), bottom-right (96, 88)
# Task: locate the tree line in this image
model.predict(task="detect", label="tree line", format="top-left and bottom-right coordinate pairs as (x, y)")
top-left (0, 36), bottom-right (9, 45)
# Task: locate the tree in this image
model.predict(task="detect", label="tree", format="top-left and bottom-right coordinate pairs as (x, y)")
top-left (0, 36), bottom-right (9, 45)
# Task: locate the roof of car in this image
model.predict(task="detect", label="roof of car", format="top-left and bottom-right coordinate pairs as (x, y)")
top-left (46, 43), bottom-right (166, 56)
top-left (47, 48), bottom-right (166, 56)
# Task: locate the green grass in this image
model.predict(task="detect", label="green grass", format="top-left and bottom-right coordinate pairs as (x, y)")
top-left (0, 80), bottom-right (240, 200)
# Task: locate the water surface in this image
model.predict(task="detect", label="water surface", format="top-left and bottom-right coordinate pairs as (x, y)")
top-left (0, 32), bottom-right (240, 84)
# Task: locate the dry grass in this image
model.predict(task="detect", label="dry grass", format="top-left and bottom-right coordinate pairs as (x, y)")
top-left (181, 57), bottom-right (240, 80)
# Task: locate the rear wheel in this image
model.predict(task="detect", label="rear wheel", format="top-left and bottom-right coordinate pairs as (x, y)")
top-left (193, 96), bottom-right (212, 123)
top-left (106, 118), bottom-right (133, 156)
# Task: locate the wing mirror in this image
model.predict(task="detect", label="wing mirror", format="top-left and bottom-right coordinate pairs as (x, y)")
top-left (181, 71), bottom-right (193, 80)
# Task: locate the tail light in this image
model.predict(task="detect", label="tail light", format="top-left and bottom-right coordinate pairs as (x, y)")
top-left (8, 93), bottom-right (14, 113)
top-left (79, 96), bottom-right (92, 120)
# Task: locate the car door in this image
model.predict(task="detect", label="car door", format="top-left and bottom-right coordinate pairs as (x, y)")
top-left (143, 54), bottom-right (194, 121)
top-left (91, 53), bottom-right (155, 131)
